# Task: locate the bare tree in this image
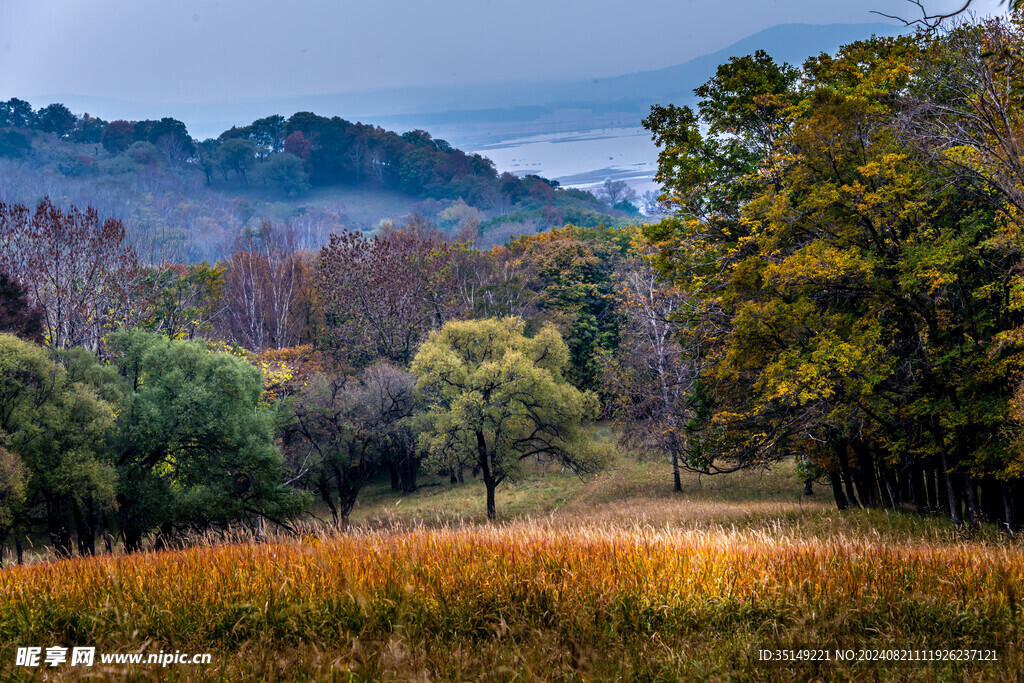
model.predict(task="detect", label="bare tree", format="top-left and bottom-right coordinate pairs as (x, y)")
top-left (604, 253), bottom-right (699, 492)
top-left (220, 221), bottom-right (307, 351)
top-left (900, 18), bottom-right (1024, 220)
top-left (0, 198), bottom-right (137, 350)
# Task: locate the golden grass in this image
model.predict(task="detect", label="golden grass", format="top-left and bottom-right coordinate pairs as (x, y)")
top-left (2, 519), bottom-right (1024, 681)
top-left (3, 458), bottom-right (1023, 681)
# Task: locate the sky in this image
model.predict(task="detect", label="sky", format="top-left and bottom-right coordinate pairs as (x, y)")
top-left (0, 0), bottom-right (1007, 104)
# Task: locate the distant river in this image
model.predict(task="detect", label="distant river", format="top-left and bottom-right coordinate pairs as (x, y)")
top-left (472, 126), bottom-right (660, 197)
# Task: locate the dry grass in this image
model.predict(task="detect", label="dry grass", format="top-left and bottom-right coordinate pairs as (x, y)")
top-left (2, 456), bottom-right (1022, 681)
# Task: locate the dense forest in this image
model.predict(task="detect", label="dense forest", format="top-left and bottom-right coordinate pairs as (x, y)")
top-left (6, 16), bottom-right (1024, 566)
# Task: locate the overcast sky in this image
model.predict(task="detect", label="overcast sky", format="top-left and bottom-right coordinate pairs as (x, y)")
top-left (0, 0), bottom-right (1007, 104)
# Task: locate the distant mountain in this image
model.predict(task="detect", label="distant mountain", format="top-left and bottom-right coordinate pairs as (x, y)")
top-left (34, 22), bottom-right (904, 142)
top-left (553, 22), bottom-right (906, 107)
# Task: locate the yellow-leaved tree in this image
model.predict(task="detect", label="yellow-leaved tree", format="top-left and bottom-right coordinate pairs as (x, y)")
top-left (412, 318), bottom-right (603, 520)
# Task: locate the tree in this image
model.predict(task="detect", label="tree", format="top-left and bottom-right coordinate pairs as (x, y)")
top-left (35, 103), bottom-right (76, 138)
top-left (874, 1), bottom-right (1020, 29)
top-left (248, 115), bottom-right (286, 153)
top-left (255, 153), bottom-right (309, 196)
top-left (0, 271), bottom-right (43, 341)
top-left (284, 130), bottom-right (313, 166)
top-left (412, 318), bottom-right (602, 520)
top-left (216, 138), bottom-right (256, 184)
top-left (595, 179), bottom-right (637, 209)
top-left (316, 217), bottom-right (464, 367)
top-left (0, 445), bottom-right (27, 566)
top-left (123, 262), bottom-right (226, 340)
top-left (101, 120), bottom-right (135, 154)
top-left (72, 113), bottom-right (107, 144)
top-left (0, 335), bottom-right (118, 559)
top-left (639, 30), bottom-right (1024, 530)
top-left (604, 242), bottom-right (700, 492)
top-left (288, 362), bottom-right (417, 525)
top-left (0, 198), bottom-right (138, 350)
top-left (105, 330), bottom-right (306, 551)
top-left (0, 98), bottom-right (35, 128)
top-left (221, 222), bottom-right (307, 351)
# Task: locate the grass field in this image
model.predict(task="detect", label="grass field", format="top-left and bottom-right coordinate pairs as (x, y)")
top-left (2, 452), bottom-right (1022, 681)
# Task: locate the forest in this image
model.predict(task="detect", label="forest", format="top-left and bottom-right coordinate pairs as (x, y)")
top-left (4, 11), bottom-right (1024, 681)
top-left (0, 99), bottom-right (642, 261)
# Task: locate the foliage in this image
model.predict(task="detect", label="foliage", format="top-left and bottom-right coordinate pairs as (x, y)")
top-left (412, 317), bottom-right (602, 519)
top-left (104, 330), bottom-right (306, 551)
top-left (0, 334), bottom-right (117, 558)
top-left (316, 216), bottom-right (464, 366)
top-left (0, 198), bottom-right (138, 350)
top-left (641, 26), bottom-right (1024, 527)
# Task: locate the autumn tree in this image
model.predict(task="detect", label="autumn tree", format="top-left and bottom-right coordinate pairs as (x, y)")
top-left (220, 222), bottom-right (308, 351)
top-left (604, 238), bottom-right (702, 492)
top-left (641, 31), bottom-right (1024, 529)
top-left (316, 216), bottom-right (464, 367)
top-left (0, 198), bottom-right (137, 350)
top-left (412, 318), bottom-right (602, 520)
top-left (101, 120), bottom-right (135, 154)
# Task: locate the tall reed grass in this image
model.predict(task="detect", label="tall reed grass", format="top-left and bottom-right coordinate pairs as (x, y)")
top-left (1, 521), bottom-right (1021, 681)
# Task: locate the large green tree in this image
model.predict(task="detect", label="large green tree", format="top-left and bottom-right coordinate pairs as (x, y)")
top-left (643, 32), bottom-right (1024, 529)
top-left (105, 330), bottom-right (305, 550)
top-left (412, 318), bottom-right (602, 520)
top-left (0, 334), bottom-right (117, 560)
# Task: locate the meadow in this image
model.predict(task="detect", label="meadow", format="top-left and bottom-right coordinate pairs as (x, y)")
top-left (1, 455), bottom-right (1021, 682)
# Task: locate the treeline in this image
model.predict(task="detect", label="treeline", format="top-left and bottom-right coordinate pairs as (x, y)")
top-left (639, 17), bottom-right (1024, 530)
top-left (0, 98), bottom-right (632, 214)
top-left (0, 99), bottom-right (638, 262)
top-left (0, 195), bottom-right (676, 562)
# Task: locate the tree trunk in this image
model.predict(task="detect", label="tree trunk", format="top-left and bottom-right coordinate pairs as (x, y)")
top-left (964, 476), bottom-right (980, 531)
top-left (855, 443), bottom-right (877, 507)
top-left (485, 480), bottom-right (497, 521)
top-left (401, 450), bottom-right (417, 494)
top-left (926, 461), bottom-right (940, 514)
top-left (320, 473), bottom-right (339, 526)
top-left (15, 534), bottom-right (23, 565)
top-left (940, 450), bottom-right (963, 527)
top-left (450, 467), bottom-right (458, 484)
top-left (830, 470), bottom-right (848, 510)
top-left (476, 430), bottom-right (497, 521)
top-left (71, 498), bottom-right (96, 556)
top-left (910, 459), bottom-right (928, 514)
top-left (838, 443), bottom-right (860, 508)
top-left (881, 463), bottom-right (899, 509)
top-left (1003, 481), bottom-right (1018, 534)
top-left (671, 452), bottom-right (683, 493)
top-left (803, 478), bottom-right (814, 496)
top-left (47, 499), bottom-right (72, 559)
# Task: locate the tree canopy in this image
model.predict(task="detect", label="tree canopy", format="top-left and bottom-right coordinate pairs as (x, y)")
top-left (412, 318), bottom-right (602, 519)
